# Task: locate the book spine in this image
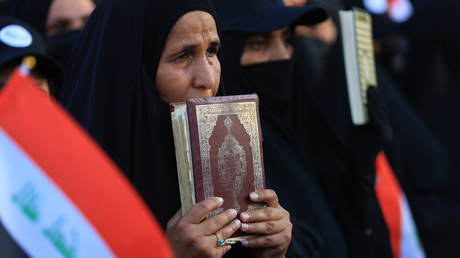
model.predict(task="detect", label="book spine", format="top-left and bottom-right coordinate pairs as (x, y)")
top-left (340, 11), bottom-right (366, 125)
top-left (170, 104), bottom-right (196, 215)
top-left (186, 102), bottom-right (207, 205)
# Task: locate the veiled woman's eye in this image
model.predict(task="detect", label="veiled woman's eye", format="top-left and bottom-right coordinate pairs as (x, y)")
top-left (246, 38), bottom-right (267, 51)
top-left (283, 30), bottom-right (294, 46)
top-left (48, 19), bottom-right (72, 35)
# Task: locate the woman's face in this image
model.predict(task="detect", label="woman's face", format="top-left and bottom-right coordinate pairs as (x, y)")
top-left (156, 11), bottom-right (221, 103)
top-left (240, 27), bottom-right (293, 65)
top-left (47, 0), bottom-right (95, 36)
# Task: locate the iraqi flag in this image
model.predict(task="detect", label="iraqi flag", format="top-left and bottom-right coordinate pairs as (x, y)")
top-left (0, 66), bottom-right (174, 258)
top-left (375, 152), bottom-right (425, 258)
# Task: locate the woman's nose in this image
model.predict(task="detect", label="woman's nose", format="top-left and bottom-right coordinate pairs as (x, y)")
top-left (268, 38), bottom-right (292, 61)
top-left (192, 57), bottom-right (218, 90)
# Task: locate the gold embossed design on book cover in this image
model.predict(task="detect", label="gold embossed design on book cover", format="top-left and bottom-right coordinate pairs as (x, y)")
top-left (354, 9), bottom-right (377, 121)
top-left (195, 102), bottom-right (264, 217)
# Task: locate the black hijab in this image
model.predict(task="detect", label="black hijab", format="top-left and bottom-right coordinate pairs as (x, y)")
top-left (59, 0), bottom-right (218, 228)
top-left (8, 0), bottom-right (53, 36)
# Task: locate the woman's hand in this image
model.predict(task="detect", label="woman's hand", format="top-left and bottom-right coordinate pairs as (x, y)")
top-left (240, 189), bottom-right (292, 258)
top-left (166, 197), bottom-right (241, 258)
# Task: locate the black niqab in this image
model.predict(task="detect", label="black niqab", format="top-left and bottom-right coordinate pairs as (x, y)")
top-left (240, 60), bottom-right (295, 122)
top-left (59, 0), bottom-right (218, 228)
top-left (47, 29), bottom-right (82, 68)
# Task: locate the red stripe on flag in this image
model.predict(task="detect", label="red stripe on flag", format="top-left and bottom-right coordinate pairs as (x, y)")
top-left (0, 70), bottom-right (174, 258)
top-left (375, 152), bottom-right (402, 258)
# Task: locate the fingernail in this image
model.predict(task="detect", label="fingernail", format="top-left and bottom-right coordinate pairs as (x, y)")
top-left (228, 209), bottom-right (237, 216)
top-left (242, 240), bottom-right (249, 246)
top-left (241, 223), bottom-right (248, 231)
top-left (217, 197), bottom-right (224, 204)
top-left (250, 192), bottom-right (258, 200)
top-left (234, 219), bottom-right (241, 226)
top-left (226, 245), bottom-right (232, 251)
top-left (241, 212), bottom-right (249, 221)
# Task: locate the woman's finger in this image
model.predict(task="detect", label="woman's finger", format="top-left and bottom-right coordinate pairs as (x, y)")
top-left (187, 235), bottom-right (232, 257)
top-left (250, 189), bottom-right (279, 207)
top-left (216, 245), bottom-right (232, 257)
top-left (201, 209), bottom-right (238, 234)
top-left (183, 197), bottom-right (224, 224)
top-left (240, 207), bottom-right (284, 223)
top-left (166, 209), bottom-right (182, 229)
top-left (241, 220), bottom-right (285, 235)
top-left (241, 231), bottom-right (290, 248)
top-left (216, 219), bottom-right (241, 240)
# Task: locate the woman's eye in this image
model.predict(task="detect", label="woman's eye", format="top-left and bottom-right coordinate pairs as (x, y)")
top-left (174, 52), bottom-right (189, 62)
top-left (283, 30), bottom-right (294, 46)
top-left (283, 37), bottom-right (293, 48)
top-left (206, 47), bottom-right (219, 56)
top-left (246, 39), bottom-right (267, 51)
top-left (49, 20), bottom-right (71, 35)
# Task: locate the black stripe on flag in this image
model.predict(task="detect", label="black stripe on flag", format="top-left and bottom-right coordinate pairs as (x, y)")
top-left (0, 220), bottom-right (29, 258)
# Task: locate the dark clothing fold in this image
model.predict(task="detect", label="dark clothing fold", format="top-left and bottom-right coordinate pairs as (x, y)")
top-left (400, 0), bottom-right (460, 167)
top-left (378, 65), bottom-right (460, 258)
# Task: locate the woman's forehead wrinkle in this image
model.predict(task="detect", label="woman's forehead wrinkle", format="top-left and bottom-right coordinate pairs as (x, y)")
top-left (166, 18), bottom-right (218, 53)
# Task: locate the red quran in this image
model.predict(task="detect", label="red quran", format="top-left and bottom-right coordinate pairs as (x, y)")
top-left (170, 94), bottom-right (266, 243)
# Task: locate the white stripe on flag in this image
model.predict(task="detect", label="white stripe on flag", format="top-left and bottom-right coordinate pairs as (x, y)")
top-left (0, 129), bottom-right (115, 258)
top-left (400, 196), bottom-right (425, 258)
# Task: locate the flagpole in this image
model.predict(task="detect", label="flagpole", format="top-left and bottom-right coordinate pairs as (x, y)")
top-left (19, 56), bottom-right (36, 75)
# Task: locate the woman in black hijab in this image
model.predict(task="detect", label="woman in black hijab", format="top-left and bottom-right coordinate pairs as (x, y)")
top-left (60, 0), bottom-right (293, 257)
top-left (213, 1), bottom-right (394, 258)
